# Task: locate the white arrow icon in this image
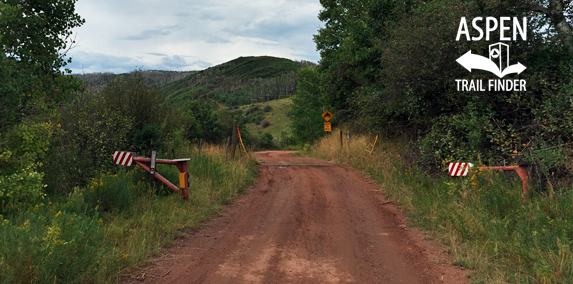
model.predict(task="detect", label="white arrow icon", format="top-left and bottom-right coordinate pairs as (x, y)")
top-left (456, 50), bottom-right (526, 78)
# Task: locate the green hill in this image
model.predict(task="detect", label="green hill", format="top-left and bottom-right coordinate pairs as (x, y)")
top-left (161, 56), bottom-right (309, 106)
top-left (236, 98), bottom-right (294, 147)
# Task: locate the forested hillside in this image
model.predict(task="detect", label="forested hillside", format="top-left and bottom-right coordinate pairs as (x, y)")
top-left (293, 0), bottom-right (573, 188)
top-left (160, 56), bottom-right (313, 106)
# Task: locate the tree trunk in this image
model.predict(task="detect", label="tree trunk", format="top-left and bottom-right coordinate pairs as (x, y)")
top-left (533, 0), bottom-right (573, 55)
top-left (550, 0), bottom-right (573, 55)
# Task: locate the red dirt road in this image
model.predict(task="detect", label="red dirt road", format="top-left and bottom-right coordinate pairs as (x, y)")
top-left (124, 151), bottom-right (467, 283)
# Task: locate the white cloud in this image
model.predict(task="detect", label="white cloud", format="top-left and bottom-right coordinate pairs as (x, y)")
top-left (65, 0), bottom-right (323, 74)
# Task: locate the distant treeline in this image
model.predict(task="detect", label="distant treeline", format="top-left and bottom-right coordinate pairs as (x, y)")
top-left (74, 70), bottom-right (197, 92)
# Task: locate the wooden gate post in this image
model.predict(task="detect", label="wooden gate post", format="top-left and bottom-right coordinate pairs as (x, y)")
top-left (225, 136), bottom-right (231, 160)
top-left (230, 120), bottom-right (238, 159)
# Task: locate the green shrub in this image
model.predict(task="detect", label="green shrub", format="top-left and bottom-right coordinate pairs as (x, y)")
top-left (260, 133), bottom-right (274, 149)
top-left (0, 198), bottom-right (104, 283)
top-left (83, 169), bottom-right (148, 213)
top-left (0, 121), bottom-right (56, 212)
top-left (245, 106), bottom-right (259, 116)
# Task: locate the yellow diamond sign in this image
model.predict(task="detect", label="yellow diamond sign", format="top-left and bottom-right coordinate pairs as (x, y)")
top-left (321, 110), bottom-right (333, 122)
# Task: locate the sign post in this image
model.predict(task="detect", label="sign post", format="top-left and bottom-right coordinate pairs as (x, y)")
top-left (230, 120), bottom-right (238, 159)
top-left (150, 150), bottom-right (157, 175)
top-left (321, 110), bottom-right (333, 133)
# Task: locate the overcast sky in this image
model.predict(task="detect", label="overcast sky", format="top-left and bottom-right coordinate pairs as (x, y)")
top-left (65, 0), bottom-right (324, 74)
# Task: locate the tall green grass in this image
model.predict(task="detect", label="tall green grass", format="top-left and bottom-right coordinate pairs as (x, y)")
top-left (310, 131), bottom-right (573, 283)
top-left (0, 143), bottom-right (256, 283)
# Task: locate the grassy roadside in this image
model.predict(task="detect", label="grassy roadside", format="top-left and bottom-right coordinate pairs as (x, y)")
top-left (308, 131), bottom-right (573, 283)
top-left (0, 144), bottom-right (256, 284)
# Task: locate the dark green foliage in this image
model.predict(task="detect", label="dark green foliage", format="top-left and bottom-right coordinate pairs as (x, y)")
top-left (181, 99), bottom-right (224, 142)
top-left (216, 56), bottom-right (300, 79)
top-left (0, 0), bottom-right (84, 131)
top-left (290, 66), bottom-right (326, 144)
top-left (128, 123), bottom-right (162, 154)
top-left (42, 91), bottom-right (132, 196)
top-left (42, 72), bottom-right (184, 196)
top-left (245, 106), bottom-right (260, 116)
top-left (260, 133), bottom-right (275, 149)
top-left (0, 0), bottom-right (84, 209)
top-left (263, 105), bottom-right (273, 112)
top-left (261, 121), bottom-right (271, 128)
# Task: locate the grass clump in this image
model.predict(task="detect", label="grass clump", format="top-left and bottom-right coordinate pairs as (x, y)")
top-left (0, 144), bottom-right (256, 283)
top-left (309, 130), bottom-right (573, 283)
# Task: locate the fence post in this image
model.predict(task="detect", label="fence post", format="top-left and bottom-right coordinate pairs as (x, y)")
top-left (346, 130), bottom-right (350, 148)
top-left (230, 120), bottom-right (238, 159)
top-left (340, 130), bottom-right (343, 147)
top-left (225, 136), bottom-right (231, 160)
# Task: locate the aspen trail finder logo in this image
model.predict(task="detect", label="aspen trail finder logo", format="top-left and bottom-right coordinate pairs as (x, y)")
top-left (455, 17), bottom-right (527, 92)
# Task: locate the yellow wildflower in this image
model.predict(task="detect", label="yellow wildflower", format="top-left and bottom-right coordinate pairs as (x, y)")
top-left (34, 205), bottom-right (39, 211)
top-left (55, 211), bottom-right (62, 218)
top-left (123, 254), bottom-right (129, 260)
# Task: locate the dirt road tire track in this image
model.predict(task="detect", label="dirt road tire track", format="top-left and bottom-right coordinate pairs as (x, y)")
top-left (123, 151), bottom-right (467, 283)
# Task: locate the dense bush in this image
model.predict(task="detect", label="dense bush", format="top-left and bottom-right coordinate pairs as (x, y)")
top-left (290, 66), bottom-right (325, 143)
top-left (245, 106), bottom-right (259, 116)
top-left (260, 133), bottom-right (275, 149)
top-left (42, 73), bottom-right (177, 196)
top-left (0, 0), bottom-right (84, 211)
top-left (0, 197), bottom-right (103, 283)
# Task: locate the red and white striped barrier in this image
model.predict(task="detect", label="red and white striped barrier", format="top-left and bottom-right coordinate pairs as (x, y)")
top-left (448, 162), bottom-right (474, 176)
top-left (113, 151), bottom-right (133, 166)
